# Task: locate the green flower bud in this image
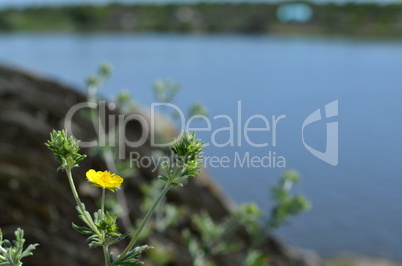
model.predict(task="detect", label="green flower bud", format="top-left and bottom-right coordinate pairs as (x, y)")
top-left (45, 130), bottom-right (87, 171)
top-left (160, 132), bottom-right (204, 187)
top-left (98, 63), bottom-right (112, 78)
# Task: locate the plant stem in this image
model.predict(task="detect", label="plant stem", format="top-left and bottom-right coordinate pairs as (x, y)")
top-left (66, 167), bottom-right (101, 236)
top-left (103, 147), bottom-right (133, 230)
top-left (88, 87), bottom-right (133, 230)
top-left (101, 188), bottom-right (109, 265)
top-left (101, 187), bottom-right (105, 219)
top-left (66, 167), bottom-right (109, 265)
top-left (103, 245), bottom-right (110, 266)
top-left (114, 182), bottom-right (172, 264)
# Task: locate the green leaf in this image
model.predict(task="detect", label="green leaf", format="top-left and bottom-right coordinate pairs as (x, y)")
top-left (72, 223), bottom-right (94, 235)
top-left (111, 245), bottom-right (152, 265)
top-left (0, 228), bottom-right (38, 265)
top-left (21, 244), bottom-right (38, 258)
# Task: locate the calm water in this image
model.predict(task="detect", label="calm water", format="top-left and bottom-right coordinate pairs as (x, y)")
top-left (1, 33), bottom-right (402, 260)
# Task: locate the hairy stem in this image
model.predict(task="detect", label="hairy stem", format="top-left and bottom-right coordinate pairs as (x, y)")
top-left (103, 245), bottom-right (110, 266)
top-left (114, 182), bottom-right (172, 263)
top-left (66, 167), bottom-right (101, 236)
top-left (101, 187), bottom-right (105, 219)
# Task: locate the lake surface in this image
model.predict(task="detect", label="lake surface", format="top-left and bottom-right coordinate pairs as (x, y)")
top-left (1, 33), bottom-right (402, 260)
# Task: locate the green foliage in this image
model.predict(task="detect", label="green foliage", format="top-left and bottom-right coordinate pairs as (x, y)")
top-left (110, 245), bottom-right (152, 266)
top-left (140, 180), bottom-right (181, 233)
top-left (46, 122), bottom-right (148, 265)
top-left (46, 122), bottom-right (205, 265)
top-left (98, 63), bottom-right (112, 79)
top-left (189, 102), bottom-right (208, 117)
top-left (232, 202), bottom-right (262, 225)
top-left (153, 79), bottom-right (181, 104)
top-left (192, 212), bottom-right (242, 255)
top-left (268, 170), bottom-right (310, 229)
top-left (0, 228), bottom-right (38, 266)
top-left (44, 65), bottom-right (310, 266)
top-left (116, 91), bottom-right (137, 115)
top-left (45, 129), bottom-right (87, 170)
top-left (159, 132), bottom-right (204, 187)
top-left (146, 240), bottom-right (172, 265)
top-left (184, 203), bottom-right (270, 266)
top-left (72, 204), bottom-right (104, 248)
top-left (231, 203), bottom-right (263, 245)
top-left (87, 63), bottom-right (112, 98)
top-left (153, 79), bottom-right (182, 121)
top-left (182, 170), bottom-right (310, 266)
top-left (183, 229), bottom-right (210, 266)
top-left (73, 207), bottom-right (123, 248)
top-left (243, 250), bottom-right (270, 266)
top-left (1, 3), bottom-right (402, 37)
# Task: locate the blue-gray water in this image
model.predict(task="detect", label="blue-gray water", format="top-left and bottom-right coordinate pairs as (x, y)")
top-left (1, 33), bottom-right (402, 260)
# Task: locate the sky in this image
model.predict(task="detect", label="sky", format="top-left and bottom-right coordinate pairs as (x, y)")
top-left (1, 0), bottom-right (401, 9)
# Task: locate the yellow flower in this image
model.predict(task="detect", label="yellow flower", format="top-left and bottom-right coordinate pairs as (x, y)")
top-left (86, 169), bottom-right (123, 192)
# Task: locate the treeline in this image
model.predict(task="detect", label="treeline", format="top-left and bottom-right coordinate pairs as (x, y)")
top-left (0, 2), bottom-right (401, 37)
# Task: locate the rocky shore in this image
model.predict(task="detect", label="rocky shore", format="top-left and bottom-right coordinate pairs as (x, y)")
top-left (0, 63), bottom-right (325, 265)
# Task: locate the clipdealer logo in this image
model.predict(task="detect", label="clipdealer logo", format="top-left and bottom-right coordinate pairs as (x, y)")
top-left (64, 99), bottom-right (339, 168)
top-left (302, 100), bottom-right (339, 166)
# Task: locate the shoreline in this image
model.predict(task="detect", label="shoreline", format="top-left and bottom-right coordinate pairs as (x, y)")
top-left (0, 2), bottom-right (402, 38)
top-left (326, 254), bottom-right (402, 266)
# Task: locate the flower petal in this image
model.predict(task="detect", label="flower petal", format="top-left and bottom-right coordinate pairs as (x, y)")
top-left (86, 169), bottom-right (123, 191)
